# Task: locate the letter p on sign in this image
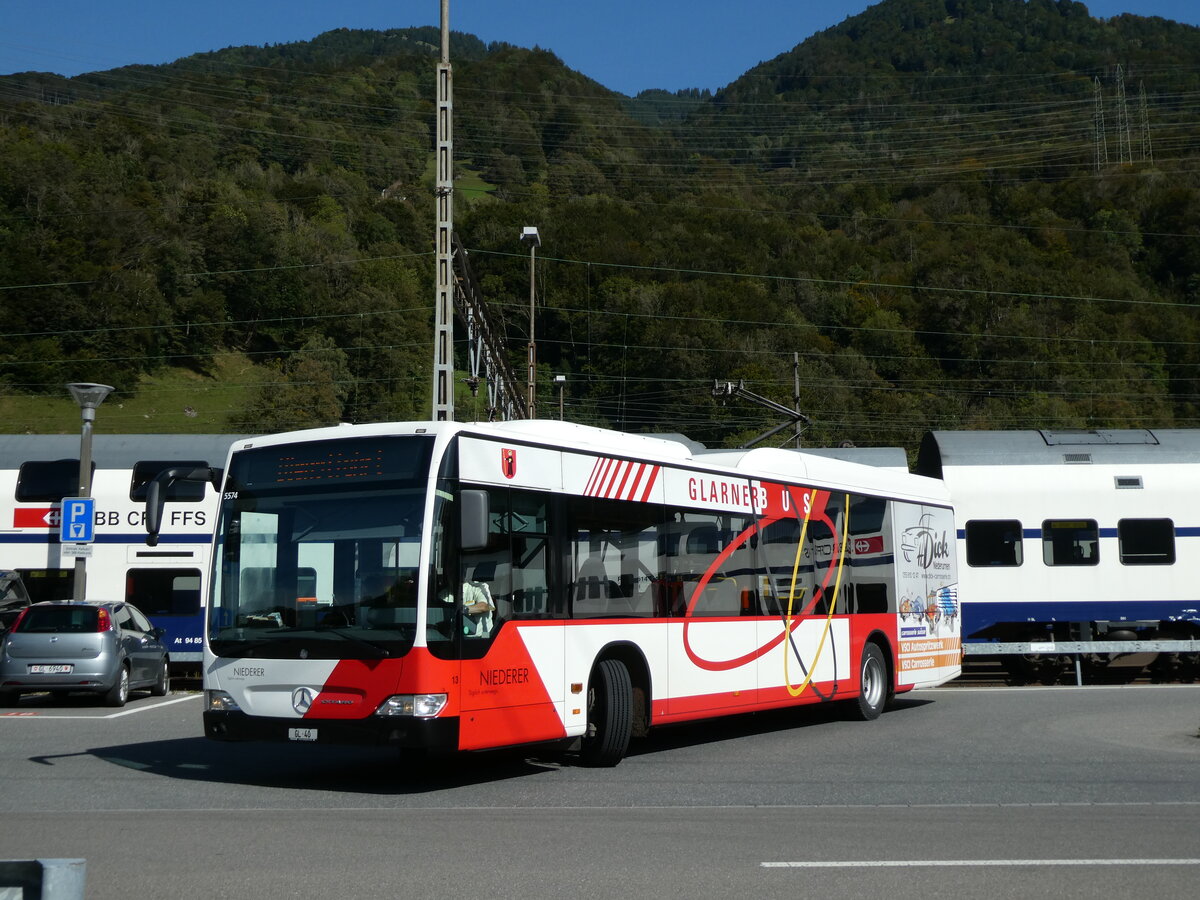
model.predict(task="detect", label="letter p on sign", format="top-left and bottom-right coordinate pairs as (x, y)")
top-left (60, 497), bottom-right (95, 543)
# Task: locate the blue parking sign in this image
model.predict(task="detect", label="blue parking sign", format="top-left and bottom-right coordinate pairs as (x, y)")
top-left (60, 497), bottom-right (95, 543)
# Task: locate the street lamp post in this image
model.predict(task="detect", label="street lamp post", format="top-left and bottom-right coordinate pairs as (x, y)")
top-left (520, 226), bottom-right (541, 419)
top-left (554, 374), bottom-right (566, 421)
top-left (66, 383), bottom-right (113, 601)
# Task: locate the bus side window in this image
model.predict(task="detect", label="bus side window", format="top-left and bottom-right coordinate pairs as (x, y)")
top-left (510, 535), bottom-right (549, 618)
top-left (855, 582), bottom-right (889, 614)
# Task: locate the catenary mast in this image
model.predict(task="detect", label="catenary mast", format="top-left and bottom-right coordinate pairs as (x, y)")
top-left (432, 0), bottom-right (455, 421)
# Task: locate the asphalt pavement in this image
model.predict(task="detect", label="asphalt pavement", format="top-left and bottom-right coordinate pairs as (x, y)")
top-left (1, 685), bottom-right (1197, 898)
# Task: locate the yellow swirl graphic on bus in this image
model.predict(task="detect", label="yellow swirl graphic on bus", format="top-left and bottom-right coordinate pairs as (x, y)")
top-left (782, 490), bottom-right (849, 697)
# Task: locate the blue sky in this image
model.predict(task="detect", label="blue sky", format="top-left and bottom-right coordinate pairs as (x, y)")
top-left (2, 1), bottom-right (1198, 96)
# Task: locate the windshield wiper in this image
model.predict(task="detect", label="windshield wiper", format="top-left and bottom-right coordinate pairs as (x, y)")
top-left (212, 626), bottom-right (394, 659)
top-left (312, 626), bottom-right (391, 658)
top-left (210, 626), bottom-right (312, 657)
top-left (210, 636), bottom-right (286, 657)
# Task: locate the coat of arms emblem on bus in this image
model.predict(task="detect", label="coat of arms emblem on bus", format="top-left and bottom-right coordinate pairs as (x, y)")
top-left (501, 448), bottom-right (517, 479)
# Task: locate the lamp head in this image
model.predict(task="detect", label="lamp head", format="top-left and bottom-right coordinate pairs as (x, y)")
top-left (66, 383), bottom-right (114, 410)
top-left (519, 226), bottom-right (541, 248)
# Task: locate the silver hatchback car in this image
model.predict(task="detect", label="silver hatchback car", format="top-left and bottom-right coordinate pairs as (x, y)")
top-left (0, 600), bottom-right (169, 707)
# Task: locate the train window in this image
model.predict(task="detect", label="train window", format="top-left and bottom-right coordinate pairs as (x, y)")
top-left (126, 568), bottom-right (202, 616)
top-left (1117, 518), bottom-right (1175, 566)
top-left (15, 569), bottom-right (73, 603)
top-left (965, 520), bottom-right (1023, 567)
top-left (130, 461), bottom-right (209, 502)
top-left (16, 459), bottom-right (92, 502)
top-left (1042, 519), bottom-right (1099, 566)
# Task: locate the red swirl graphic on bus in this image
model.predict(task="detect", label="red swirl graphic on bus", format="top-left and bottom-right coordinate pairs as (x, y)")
top-left (681, 484), bottom-right (845, 672)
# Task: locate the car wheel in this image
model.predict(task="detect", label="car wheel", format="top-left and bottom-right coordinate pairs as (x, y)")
top-left (0, 690), bottom-right (17, 707)
top-left (150, 658), bottom-right (170, 697)
top-left (104, 665), bottom-right (130, 708)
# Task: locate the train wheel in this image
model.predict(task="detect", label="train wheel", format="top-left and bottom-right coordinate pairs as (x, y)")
top-left (1156, 651), bottom-right (1199, 683)
top-left (1003, 633), bottom-right (1067, 685)
top-left (853, 643), bottom-right (888, 721)
top-left (579, 658), bottom-right (633, 767)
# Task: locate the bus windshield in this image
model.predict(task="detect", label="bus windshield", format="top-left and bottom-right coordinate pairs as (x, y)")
top-left (208, 436), bottom-right (434, 659)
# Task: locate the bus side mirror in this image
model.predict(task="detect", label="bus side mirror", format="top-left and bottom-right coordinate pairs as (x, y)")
top-left (146, 479), bottom-right (164, 547)
top-left (460, 490), bottom-right (489, 551)
top-left (145, 466), bottom-right (224, 547)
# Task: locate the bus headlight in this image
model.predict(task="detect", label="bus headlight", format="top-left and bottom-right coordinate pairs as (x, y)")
top-left (205, 690), bottom-right (241, 712)
top-left (376, 693), bottom-right (448, 718)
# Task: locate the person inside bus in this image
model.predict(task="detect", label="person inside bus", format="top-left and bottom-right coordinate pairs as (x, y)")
top-left (461, 578), bottom-right (495, 637)
top-left (434, 569), bottom-right (496, 638)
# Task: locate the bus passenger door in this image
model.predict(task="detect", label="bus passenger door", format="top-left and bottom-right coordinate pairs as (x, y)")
top-left (456, 489), bottom-right (568, 750)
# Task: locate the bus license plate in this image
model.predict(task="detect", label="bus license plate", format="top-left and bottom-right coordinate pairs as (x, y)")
top-left (288, 728), bottom-right (318, 742)
top-left (29, 664), bottom-right (73, 674)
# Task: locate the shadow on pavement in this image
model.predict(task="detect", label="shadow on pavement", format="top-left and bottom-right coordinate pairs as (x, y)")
top-left (64, 694), bottom-right (934, 794)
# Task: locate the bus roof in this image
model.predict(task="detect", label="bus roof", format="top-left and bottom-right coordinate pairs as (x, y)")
top-left (694, 446), bottom-right (946, 504)
top-left (228, 420), bottom-right (948, 505)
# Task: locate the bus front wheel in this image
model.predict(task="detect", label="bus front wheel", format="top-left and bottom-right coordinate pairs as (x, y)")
top-left (579, 658), bottom-right (633, 767)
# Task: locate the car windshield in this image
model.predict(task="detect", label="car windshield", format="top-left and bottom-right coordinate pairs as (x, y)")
top-left (209, 435), bottom-right (434, 660)
top-left (17, 606), bottom-right (100, 633)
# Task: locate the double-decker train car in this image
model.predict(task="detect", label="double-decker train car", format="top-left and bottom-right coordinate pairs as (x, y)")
top-left (0, 434), bottom-right (241, 666)
top-left (17, 422), bottom-right (1197, 694)
top-left (916, 429), bottom-right (1200, 681)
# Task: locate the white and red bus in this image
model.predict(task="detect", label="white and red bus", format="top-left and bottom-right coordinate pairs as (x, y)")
top-left (174, 420), bottom-right (959, 765)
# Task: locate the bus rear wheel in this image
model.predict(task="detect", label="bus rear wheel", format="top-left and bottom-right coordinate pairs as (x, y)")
top-left (579, 658), bottom-right (633, 767)
top-left (853, 643), bottom-right (888, 721)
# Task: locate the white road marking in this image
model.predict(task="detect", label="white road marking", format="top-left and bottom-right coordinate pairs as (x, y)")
top-left (930, 684), bottom-right (1200, 692)
top-left (0, 693), bottom-right (197, 719)
top-left (762, 858), bottom-right (1200, 868)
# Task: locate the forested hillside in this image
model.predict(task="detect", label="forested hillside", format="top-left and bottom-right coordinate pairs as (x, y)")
top-left (2, 0), bottom-right (1199, 449)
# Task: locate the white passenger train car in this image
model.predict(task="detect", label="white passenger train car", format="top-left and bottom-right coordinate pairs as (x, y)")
top-left (916, 429), bottom-right (1200, 679)
top-left (0, 434), bottom-right (240, 665)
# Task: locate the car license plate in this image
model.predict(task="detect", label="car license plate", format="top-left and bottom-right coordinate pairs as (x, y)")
top-left (29, 664), bottom-right (73, 674)
top-left (288, 728), bottom-right (318, 742)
